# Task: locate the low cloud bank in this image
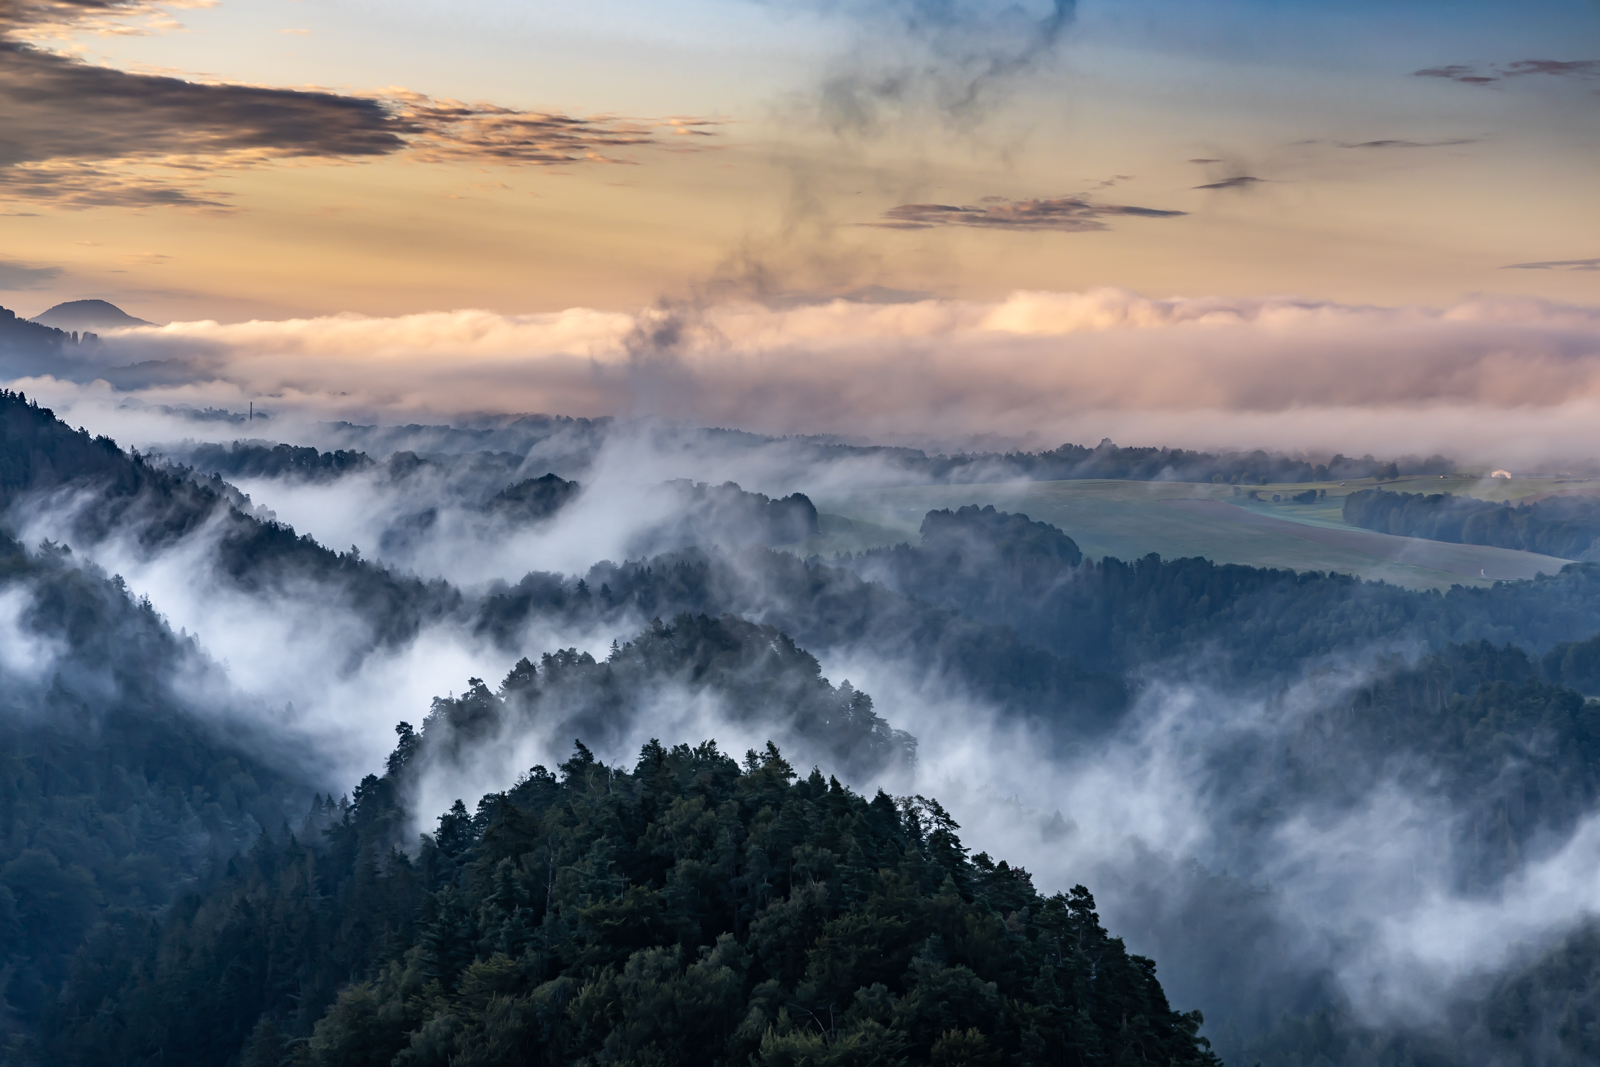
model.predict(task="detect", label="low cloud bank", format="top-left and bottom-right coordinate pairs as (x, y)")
top-left (14, 287), bottom-right (1600, 467)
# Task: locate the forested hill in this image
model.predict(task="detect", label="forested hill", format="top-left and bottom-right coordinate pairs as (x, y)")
top-left (175, 439), bottom-right (817, 548)
top-left (475, 547), bottom-right (1132, 736)
top-left (842, 504), bottom-right (1600, 681)
top-left (1344, 486), bottom-right (1600, 561)
top-left (0, 306), bottom-right (99, 379)
top-left (0, 531), bottom-right (309, 1051)
top-left (421, 612), bottom-right (916, 781)
top-left (0, 390), bottom-right (459, 647)
top-left (853, 439), bottom-right (1438, 485)
top-left (39, 730), bottom-right (1220, 1067)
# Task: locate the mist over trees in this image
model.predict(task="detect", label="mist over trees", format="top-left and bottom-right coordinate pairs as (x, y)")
top-left (168, 412), bottom-right (1442, 498)
top-left (8, 388), bottom-right (1600, 1064)
top-left (843, 505), bottom-right (1600, 683)
top-left (0, 530), bottom-right (304, 1049)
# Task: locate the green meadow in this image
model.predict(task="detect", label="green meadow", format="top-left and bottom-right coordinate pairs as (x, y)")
top-left (807, 474), bottom-right (1587, 590)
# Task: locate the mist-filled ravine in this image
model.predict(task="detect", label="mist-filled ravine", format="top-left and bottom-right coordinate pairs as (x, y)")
top-left (8, 373), bottom-right (1600, 1066)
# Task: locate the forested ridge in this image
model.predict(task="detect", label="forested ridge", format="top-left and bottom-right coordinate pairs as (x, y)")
top-left (0, 391), bottom-right (460, 647)
top-left (843, 505), bottom-right (1600, 681)
top-left (33, 716), bottom-right (1219, 1067)
top-left (1344, 487), bottom-right (1600, 560)
top-left (422, 613), bottom-right (916, 781)
top-left (173, 416), bottom-right (1440, 494)
top-left (0, 531), bottom-right (305, 1051)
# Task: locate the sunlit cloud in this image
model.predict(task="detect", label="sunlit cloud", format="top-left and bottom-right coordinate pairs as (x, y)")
top-left (14, 287), bottom-right (1600, 468)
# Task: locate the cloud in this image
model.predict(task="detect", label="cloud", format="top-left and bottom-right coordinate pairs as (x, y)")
top-left (1503, 257), bottom-right (1600, 272)
top-left (0, 0), bottom-right (722, 209)
top-left (867, 194), bottom-right (1185, 231)
top-left (782, 0), bottom-right (1078, 135)
top-left (1337, 138), bottom-right (1479, 149)
top-left (1501, 59), bottom-right (1600, 79)
top-left (389, 93), bottom-right (723, 167)
top-left (1414, 59), bottom-right (1600, 85)
top-left (0, 257), bottom-right (63, 289)
top-left (21, 287), bottom-right (1600, 468)
top-left (1193, 175), bottom-right (1265, 190)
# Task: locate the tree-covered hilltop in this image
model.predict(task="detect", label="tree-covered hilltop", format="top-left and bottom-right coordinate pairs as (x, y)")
top-left (422, 612), bottom-right (915, 782)
top-left (174, 437), bottom-right (820, 549)
top-left (842, 505), bottom-right (1600, 682)
top-left (181, 440), bottom-right (378, 482)
top-left (0, 306), bottom-right (100, 379)
top-left (652, 480), bottom-right (821, 547)
top-left (39, 728), bottom-right (1220, 1067)
top-left (1344, 487), bottom-right (1600, 561)
top-left (0, 532), bottom-right (308, 1052)
top-left (488, 471), bottom-right (583, 522)
top-left (475, 546), bottom-right (1132, 737)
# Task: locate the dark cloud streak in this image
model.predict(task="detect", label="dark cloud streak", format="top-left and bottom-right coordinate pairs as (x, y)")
top-left (868, 194), bottom-right (1185, 232)
top-left (0, 0), bottom-right (722, 209)
top-left (1337, 138), bottom-right (1478, 149)
top-left (0, 257), bottom-right (62, 290)
top-left (1193, 176), bottom-right (1265, 190)
top-left (1503, 258), bottom-right (1600, 272)
top-left (1414, 59), bottom-right (1600, 85)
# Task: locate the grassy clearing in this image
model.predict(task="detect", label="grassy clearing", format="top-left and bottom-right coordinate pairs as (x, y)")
top-left (808, 476), bottom-right (1576, 590)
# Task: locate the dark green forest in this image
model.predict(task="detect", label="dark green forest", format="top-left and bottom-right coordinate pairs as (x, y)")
top-left (29, 723), bottom-right (1220, 1067)
top-left (1344, 487), bottom-right (1600, 560)
top-left (839, 505), bottom-right (1600, 681)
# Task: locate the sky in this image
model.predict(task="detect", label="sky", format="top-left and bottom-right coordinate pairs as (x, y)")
top-left (3, 0), bottom-right (1598, 325)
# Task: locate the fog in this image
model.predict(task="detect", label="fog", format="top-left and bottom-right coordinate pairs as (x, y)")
top-left (12, 286), bottom-right (1600, 468)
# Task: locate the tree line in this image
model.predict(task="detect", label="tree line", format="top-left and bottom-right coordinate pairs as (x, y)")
top-left (1344, 487), bottom-right (1600, 560)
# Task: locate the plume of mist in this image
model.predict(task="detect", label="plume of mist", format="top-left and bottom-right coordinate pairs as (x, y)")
top-left (774, 0), bottom-right (1077, 136)
top-left (0, 585), bottom-right (60, 684)
top-left (816, 647), bottom-right (1600, 1056)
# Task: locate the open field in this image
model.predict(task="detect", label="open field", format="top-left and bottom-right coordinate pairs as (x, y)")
top-left (808, 476), bottom-right (1577, 590)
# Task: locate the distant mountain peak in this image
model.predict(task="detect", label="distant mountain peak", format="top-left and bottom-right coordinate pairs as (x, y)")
top-left (31, 299), bottom-right (156, 330)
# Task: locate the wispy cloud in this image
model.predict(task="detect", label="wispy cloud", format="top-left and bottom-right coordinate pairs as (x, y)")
top-left (867, 195), bottom-right (1184, 232)
top-left (1193, 176), bottom-right (1265, 190)
top-left (0, 257), bottom-right (62, 289)
top-left (1337, 138), bottom-right (1478, 149)
top-left (1503, 257), bottom-right (1600, 272)
top-left (1414, 58), bottom-right (1600, 85)
top-left (789, 0), bottom-right (1078, 135)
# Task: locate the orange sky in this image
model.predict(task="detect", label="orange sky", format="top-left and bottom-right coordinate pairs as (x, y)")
top-left (2, 0), bottom-right (1598, 323)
